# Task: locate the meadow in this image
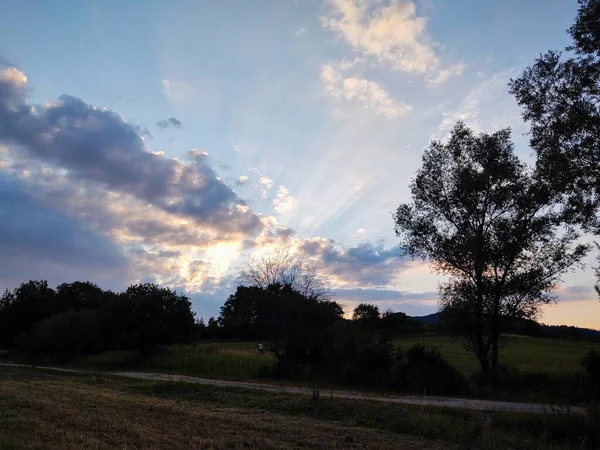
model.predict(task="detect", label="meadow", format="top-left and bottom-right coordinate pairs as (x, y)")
top-left (1, 366), bottom-right (598, 450)
top-left (392, 334), bottom-right (600, 376)
top-left (59, 334), bottom-right (600, 381)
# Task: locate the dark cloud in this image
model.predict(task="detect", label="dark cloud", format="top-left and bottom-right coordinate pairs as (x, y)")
top-left (156, 117), bottom-right (183, 129)
top-left (298, 238), bottom-right (406, 286)
top-left (0, 176), bottom-right (129, 291)
top-left (0, 69), bottom-right (261, 235)
top-left (558, 285), bottom-right (596, 302)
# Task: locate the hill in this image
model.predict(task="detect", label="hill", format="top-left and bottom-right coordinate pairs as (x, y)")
top-left (411, 313), bottom-right (600, 341)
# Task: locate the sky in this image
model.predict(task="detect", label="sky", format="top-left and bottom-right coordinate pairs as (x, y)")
top-left (0, 0), bottom-right (598, 329)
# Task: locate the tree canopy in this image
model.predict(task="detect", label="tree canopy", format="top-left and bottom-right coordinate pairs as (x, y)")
top-left (394, 122), bottom-right (589, 375)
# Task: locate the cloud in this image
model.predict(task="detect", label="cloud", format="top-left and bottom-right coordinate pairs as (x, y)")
top-left (321, 64), bottom-right (411, 117)
top-left (0, 67), bottom-right (261, 236)
top-left (322, 0), bottom-right (461, 84)
top-left (273, 185), bottom-right (297, 214)
top-left (257, 175), bottom-right (274, 198)
top-left (297, 238), bottom-right (406, 286)
top-left (295, 27), bottom-right (306, 36)
top-left (556, 285), bottom-right (597, 303)
top-left (156, 117), bottom-right (183, 129)
top-left (435, 69), bottom-right (521, 140)
top-left (0, 174), bottom-right (129, 290)
top-left (236, 175), bottom-right (249, 186)
top-left (188, 149), bottom-right (210, 160)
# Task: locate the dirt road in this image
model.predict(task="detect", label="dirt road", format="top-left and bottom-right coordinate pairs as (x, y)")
top-left (0, 361), bottom-right (584, 415)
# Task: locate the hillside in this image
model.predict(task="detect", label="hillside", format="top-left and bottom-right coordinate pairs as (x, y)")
top-left (411, 313), bottom-right (600, 341)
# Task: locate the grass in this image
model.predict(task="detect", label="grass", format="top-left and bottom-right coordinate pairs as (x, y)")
top-left (68, 342), bottom-right (276, 381)
top-left (393, 334), bottom-right (600, 376)
top-left (0, 366), bottom-right (594, 450)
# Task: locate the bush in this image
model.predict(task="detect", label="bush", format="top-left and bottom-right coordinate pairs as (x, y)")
top-left (582, 348), bottom-right (600, 399)
top-left (328, 324), bottom-right (394, 388)
top-left (469, 363), bottom-right (589, 403)
top-left (18, 309), bottom-right (101, 362)
top-left (393, 344), bottom-right (467, 396)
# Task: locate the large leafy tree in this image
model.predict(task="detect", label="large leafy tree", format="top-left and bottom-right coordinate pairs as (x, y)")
top-left (0, 280), bottom-right (56, 347)
top-left (352, 303), bottom-right (380, 322)
top-left (510, 0), bottom-right (600, 294)
top-left (394, 123), bottom-right (588, 375)
top-left (122, 283), bottom-right (196, 356)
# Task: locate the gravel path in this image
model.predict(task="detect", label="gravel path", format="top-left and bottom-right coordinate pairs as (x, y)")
top-left (0, 361), bottom-right (584, 415)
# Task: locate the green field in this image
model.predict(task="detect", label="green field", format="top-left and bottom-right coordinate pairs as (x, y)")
top-left (393, 334), bottom-right (600, 376)
top-left (69, 341), bottom-right (276, 380)
top-left (59, 334), bottom-right (600, 382)
top-left (1, 366), bottom-right (597, 449)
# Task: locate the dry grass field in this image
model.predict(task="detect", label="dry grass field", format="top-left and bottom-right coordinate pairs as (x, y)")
top-left (1, 366), bottom-right (595, 450)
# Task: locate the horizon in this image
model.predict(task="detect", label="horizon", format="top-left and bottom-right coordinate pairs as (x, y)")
top-left (1, 0), bottom-right (599, 330)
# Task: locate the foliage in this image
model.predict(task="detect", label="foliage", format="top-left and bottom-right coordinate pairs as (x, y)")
top-left (394, 122), bottom-right (589, 375)
top-left (352, 303), bottom-right (380, 322)
top-left (510, 0), bottom-right (600, 299)
top-left (0, 280), bottom-right (56, 347)
top-left (0, 279), bottom-right (195, 360)
top-left (327, 322), bottom-right (394, 387)
top-left (510, 0), bottom-right (600, 233)
top-left (393, 344), bottom-right (467, 396)
top-left (17, 309), bottom-right (101, 362)
top-left (122, 283), bottom-right (196, 356)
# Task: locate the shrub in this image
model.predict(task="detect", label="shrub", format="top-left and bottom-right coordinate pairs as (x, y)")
top-left (393, 344), bottom-right (467, 396)
top-left (329, 325), bottom-right (394, 388)
top-left (581, 349), bottom-right (600, 400)
top-left (18, 309), bottom-right (101, 362)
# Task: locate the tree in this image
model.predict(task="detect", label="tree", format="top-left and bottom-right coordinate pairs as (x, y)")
top-left (352, 303), bottom-right (380, 321)
top-left (238, 248), bottom-right (331, 301)
top-left (52, 281), bottom-right (107, 313)
top-left (0, 280), bottom-right (56, 347)
top-left (219, 283), bottom-right (344, 341)
top-left (122, 283), bottom-right (195, 356)
top-left (509, 0), bottom-right (600, 291)
top-left (394, 123), bottom-right (589, 375)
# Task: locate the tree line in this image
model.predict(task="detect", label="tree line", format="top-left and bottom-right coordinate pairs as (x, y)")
top-left (0, 281), bottom-right (195, 360)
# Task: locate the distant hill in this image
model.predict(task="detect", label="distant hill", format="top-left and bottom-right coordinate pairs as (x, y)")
top-left (410, 312), bottom-right (600, 341)
top-left (412, 313), bottom-right (439, 325)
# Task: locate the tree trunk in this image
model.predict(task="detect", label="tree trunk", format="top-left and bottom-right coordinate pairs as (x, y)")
top-left (490, 334), bottom-right (499, 375)
top-left (477, 347), bottom-right (491, 376)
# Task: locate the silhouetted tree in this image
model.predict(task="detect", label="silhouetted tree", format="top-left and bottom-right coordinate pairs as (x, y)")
top-left (509, 0), bottom-right (600, 294)
top-left (352, 303), bottom-right (380, 322)
top-left (394, 123), bottom-right (589, 376)
top-left (122, 283), bottom-right (195, 356)
top-left (238, 248), bottom-right (331, 301)
top-left (52, 281), bottom-right (107, 313)
top-left (0, 280), bottom-right (56, 347)
top-left (219, 283), bottom-right (343, 342)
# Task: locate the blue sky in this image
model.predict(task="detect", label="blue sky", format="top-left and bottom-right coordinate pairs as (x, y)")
top-left (1, 0), bottom-right (598, 328)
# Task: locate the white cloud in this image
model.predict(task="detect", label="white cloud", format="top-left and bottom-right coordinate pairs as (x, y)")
top-left (188, 149), bottom-right (209, 160)
top-left (295, 27), bottom-right (306, 36)
top-left (0, 68), bottom-right (27, 86)
top-left (273, 185), bottom-right (297, 214)
top-left (435, 69), bottom-right (521, 140)
top-left (322, 0), bottom-right (461, 84)
top-left (236, 175), bottom-right (249, 186)
top-left (321, 64), bottom-right (411, 118)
